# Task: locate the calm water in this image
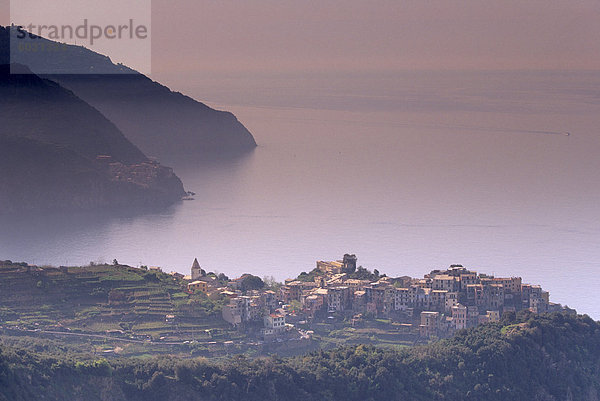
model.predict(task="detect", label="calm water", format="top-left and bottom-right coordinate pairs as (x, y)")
top-left (1, 71), bottom-right (599, 318)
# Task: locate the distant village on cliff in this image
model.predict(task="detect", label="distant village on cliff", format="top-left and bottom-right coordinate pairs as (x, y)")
top-left (179, 254), bottom-right (561, 340)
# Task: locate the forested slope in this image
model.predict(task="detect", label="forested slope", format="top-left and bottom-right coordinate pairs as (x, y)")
top-left (1, 312), bottom-right (599, 401)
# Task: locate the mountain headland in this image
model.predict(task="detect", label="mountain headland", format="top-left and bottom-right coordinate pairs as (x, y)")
top-left (0, 63), bottom-right (186, 213)
top-left (3, 25), bottom-right (257, 165)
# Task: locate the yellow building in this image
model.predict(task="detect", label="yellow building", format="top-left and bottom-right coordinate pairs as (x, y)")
top-left (317, 260), bottom-right (344, 274)
top-left (486, 310), bottom-right (500, 322)
top-left (187, 280), bottom-right (208, 293)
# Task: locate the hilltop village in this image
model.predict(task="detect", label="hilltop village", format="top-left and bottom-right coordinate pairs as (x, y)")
top-left (182, 254), bottom-right (558, 339)
top-left (0, 255), bottom-right (570, 357)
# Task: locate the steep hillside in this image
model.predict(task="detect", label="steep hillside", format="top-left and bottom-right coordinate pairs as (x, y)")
top-left (0, 63), bottom-right (186, 212)
top-left (3, 25), bottom-right (257, 164)
top-left (51, 74), bottom-right (258, 163)
top-left (0, 312), bottom-right (598, 401)
top-left (1, 63), bottom-right (146, 164)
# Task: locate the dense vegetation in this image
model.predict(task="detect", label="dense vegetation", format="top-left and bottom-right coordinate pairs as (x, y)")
top-left (1, 312), bottom-right (598, 401)
top-left (297, 265), bottom-right (381, 282)
top-left (239, 274), bottom-right (265, 292)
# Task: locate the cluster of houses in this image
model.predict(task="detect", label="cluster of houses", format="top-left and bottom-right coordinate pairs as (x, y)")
top-left (181, 255), bottom-right (557, 339)
top-left (182, 259), bottom-right (285, 339)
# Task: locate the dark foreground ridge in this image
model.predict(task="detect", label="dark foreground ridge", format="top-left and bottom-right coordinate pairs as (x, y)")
top-left (0, 63), bottom-right (186, 212)
top-left (2, 25), bottom-right (257, 165)
top-left (0, 312), bottom-right (598, 401)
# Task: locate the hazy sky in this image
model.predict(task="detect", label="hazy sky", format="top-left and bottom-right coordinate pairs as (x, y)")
top-left (150, 0), bottom-right (600, 74)
top-left (2, 0), bottom-right (600, 75)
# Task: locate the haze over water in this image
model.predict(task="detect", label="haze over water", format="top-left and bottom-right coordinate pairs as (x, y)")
top-left (1, 70), bottom-right (599, 318)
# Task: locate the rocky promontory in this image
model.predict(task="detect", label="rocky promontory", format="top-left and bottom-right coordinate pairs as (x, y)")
top-left (3, 25), bottom-right (257, 165)
top-left (0, 64), bottom-right (186, 213)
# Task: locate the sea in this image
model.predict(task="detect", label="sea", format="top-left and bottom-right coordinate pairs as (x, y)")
top-left (1, 70), bottom-right (599, 318)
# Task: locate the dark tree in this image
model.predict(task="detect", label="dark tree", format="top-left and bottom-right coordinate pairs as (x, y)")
top-left (240, 275), bottom-right (264, 292)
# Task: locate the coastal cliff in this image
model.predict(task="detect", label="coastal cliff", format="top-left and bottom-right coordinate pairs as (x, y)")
top-left (3, 25), bottom-right (257, 165)
top-left (0, 64), bottom-right (186, 213)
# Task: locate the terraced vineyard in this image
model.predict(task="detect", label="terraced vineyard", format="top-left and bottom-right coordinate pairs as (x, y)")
top-left (0, 261), bottom-right (229, 341)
